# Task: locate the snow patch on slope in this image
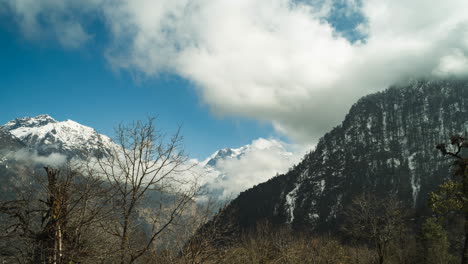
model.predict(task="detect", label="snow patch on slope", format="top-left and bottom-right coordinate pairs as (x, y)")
top-left (408, 153), bottom-right (420, 206)
top-left (285, 182), bottom-right (300, 223)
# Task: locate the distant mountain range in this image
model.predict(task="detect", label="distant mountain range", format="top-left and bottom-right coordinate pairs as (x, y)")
top-left (201, 79), bottom-right (468, 236)
top-left (0, 115), bottom-right (298, 202)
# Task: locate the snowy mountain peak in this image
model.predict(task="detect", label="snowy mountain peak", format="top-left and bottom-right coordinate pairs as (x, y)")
top-left (201, 138), bottom-right (292, 168)
top-left (1, 115), bottom-right (115, 158)
top-left (3, 114), bottom-right (58, 130)
top-left (203, 147), bottom-right (244, 167)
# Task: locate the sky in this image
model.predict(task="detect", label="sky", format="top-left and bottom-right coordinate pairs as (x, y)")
top-left (2, 0), bottom-right (468, 160)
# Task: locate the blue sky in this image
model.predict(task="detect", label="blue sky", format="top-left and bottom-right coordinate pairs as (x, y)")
top-left (0, 23), bottom-right (283, 159)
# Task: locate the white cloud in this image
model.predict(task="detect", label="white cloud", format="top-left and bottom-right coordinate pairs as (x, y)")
top-left (3, 0), bottom-right (468, 142)
top-left (433, 49), bottom-right (468, 77)
top-left (55, 21), bottom-right (90, 48)
top-left (3, 0), bottom-right (92, 48)
top-left (5, 149), bottom-right (67, 167)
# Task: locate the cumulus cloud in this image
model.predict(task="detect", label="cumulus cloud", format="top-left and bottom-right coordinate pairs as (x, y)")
top-left (3, 0), bottom-right (468, 142)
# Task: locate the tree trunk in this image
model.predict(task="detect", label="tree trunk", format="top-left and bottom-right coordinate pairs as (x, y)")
top-left (462, 211), bottom-right (468, 264)
top-left (57, 223), bottom-right (63, 264)
top-left (462, 160), bottom-right (468, 264)
top-left (377, 243), bottom-right (385, 264)
top-left (120, 214), bottom-right (129, 264)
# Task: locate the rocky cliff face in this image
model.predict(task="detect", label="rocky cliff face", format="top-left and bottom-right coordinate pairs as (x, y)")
top-left (211, 79), bottom-right (468, 233)
top-left (0, 129), bottom-right (24, 152)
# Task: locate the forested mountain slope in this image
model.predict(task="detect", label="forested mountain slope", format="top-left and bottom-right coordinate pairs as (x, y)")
top-left (209, 79), bottom-right (468, 234)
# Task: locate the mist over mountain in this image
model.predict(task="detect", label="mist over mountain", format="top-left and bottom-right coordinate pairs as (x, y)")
top-left (198, 138), bottom-right (306, 201)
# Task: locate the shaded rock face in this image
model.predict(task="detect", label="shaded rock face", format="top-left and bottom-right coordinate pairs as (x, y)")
top-left (213, 79), bottom-right (468, 234)
top-left (0, 129), bottom-right (25, 152)
top-left (0, 129), bottom-right (32, 199)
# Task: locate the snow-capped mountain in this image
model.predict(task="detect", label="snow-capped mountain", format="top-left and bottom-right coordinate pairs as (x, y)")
top-left (199, 138), bottom-right (304, 201)
top-left (202, 148), bottom-right (245, 168)
top-left (1, 114), bottom-right (115, 158)
top-left (201, 138), bottom-right (294, 167)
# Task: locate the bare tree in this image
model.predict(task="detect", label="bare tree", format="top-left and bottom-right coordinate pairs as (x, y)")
top-left (94, 117), bottom-right (199, 264)
top-left (176, 199), bottom-right (237, 264)
top-left (343, 194), bottom-right (408, 264)
top-left (0, 165), bottom-right (113, 264)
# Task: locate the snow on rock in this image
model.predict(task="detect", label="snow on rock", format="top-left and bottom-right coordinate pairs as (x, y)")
top-left (285, 182), bottom-right (300, 223)
top-left (1, 115), bottom-right (116, 158)
top-left (408, 152), bottom-right (421, 206)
